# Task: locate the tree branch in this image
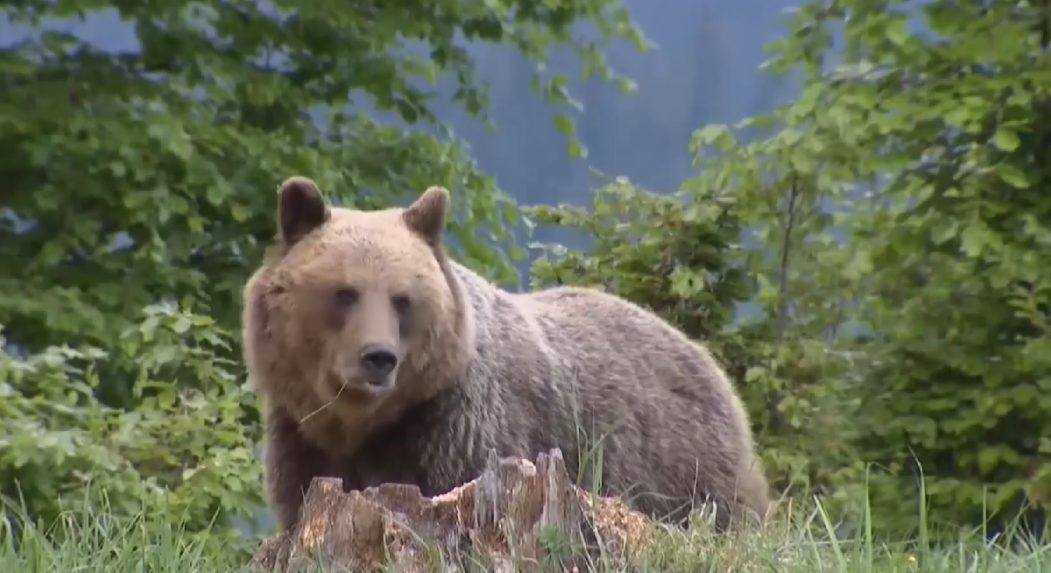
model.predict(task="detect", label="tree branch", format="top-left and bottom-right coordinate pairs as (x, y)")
top-left (776, 176), bottom-right (800, 342)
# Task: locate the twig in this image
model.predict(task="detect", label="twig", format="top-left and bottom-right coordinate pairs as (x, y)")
top-left (299, 381), bottom-right (348, 425)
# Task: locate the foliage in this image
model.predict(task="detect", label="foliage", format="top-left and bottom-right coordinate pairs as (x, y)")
top-left (762, 0), bottom-right (1051, 531)
top-left (0, 304), bottom-right (261, 531)
top-left (534, 0), bottom-right (1050, 534)
top-left (531, 177), bottom-right (750, 340)
top-left (0, 0), bottom-right (645, 353)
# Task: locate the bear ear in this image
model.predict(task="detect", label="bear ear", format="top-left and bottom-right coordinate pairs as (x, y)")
top-left (278, 176), bottom-right (329, 246)
top-left (403, 186), bottom-right (450, 246)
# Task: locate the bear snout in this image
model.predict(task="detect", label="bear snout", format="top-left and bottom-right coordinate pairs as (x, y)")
top-left (359, 344), bottom-right (399, 383)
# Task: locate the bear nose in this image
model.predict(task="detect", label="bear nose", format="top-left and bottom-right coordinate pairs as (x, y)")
top-left (360, 345), bottom-right (398, 378)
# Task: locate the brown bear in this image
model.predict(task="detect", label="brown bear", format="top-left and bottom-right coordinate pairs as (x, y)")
top-left (243, 177), bottom-right (769, 531)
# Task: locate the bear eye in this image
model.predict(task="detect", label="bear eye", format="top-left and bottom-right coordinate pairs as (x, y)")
top-left (391, 294), bottom-right (411, 315)
top-left (333, 287), bottom-right (359, 307)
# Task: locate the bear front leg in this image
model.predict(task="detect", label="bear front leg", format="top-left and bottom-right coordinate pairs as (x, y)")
top-left (264, 407), bottom-right (331, 531)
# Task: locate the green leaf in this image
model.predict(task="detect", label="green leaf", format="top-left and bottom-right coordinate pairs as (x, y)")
top-left (616, 77), bottom-right (638, 94)
top-left (931, 220), bottom-right (959, 245)
top-left (991, 128), bottom-right (1020, 152)
top-left (959, 224), bottom-right (989, 257)
top-left (995, 163), bottom-right (1030, 188)
top-left (693, 124), bottom-right (731, 148)
top-left (553, 114), bottom-right (575, 137)
top-left (886, 19), bottom-right (909, 47)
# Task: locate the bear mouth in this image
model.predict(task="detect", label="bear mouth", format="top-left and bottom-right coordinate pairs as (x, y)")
top-left (329, 374), bottom-right (395, 400)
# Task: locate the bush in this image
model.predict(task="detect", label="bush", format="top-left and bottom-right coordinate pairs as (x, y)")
top-left (0, 303), bottom-right (261, 531)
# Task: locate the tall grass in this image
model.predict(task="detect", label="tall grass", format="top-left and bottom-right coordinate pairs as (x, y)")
top-left (631, 489), bottom-right (1047, 573)
top-left (1, 483), bottom-right (1046, 572)
top-left (0, 496), bottom-right (253, 572)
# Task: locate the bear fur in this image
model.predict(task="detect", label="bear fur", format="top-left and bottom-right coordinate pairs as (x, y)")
top-left (243, 177), bottom-right (769, 531)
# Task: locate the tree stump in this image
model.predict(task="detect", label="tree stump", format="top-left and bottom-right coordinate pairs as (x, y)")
top-left (251, 449), bottom-right (654, 572)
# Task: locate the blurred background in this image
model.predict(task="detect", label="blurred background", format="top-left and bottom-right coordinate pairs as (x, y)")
top-left (1, 0), bottom-right (798, 267)
top-left (0, 0), bottom-right (1047, 565)
top-left (2, 1), bottom-right (797, 202)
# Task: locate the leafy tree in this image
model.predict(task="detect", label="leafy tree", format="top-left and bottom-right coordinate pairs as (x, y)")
top-left (0, 0), bottom-right (644, 354)
top-left (534, 0), bottom-right (1049, 533)
top-left (766, 0), bottom-right (1051, 530)
top-left (737, 0), bottom-right (1051, 530)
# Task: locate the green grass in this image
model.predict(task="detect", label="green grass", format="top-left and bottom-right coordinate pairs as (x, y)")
top-left (0, 498), bottom-right (254, 572)
top-left (1, 492), bottom-right (1046, 572)
top-left (627, 498), bottom-right (1047, 572)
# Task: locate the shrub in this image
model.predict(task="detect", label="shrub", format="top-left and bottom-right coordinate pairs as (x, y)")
top-left (0, 303), bottom-right (261, 531)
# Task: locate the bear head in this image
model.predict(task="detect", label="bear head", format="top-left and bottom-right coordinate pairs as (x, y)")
top-left (243, 177), bottom-right (472, 454)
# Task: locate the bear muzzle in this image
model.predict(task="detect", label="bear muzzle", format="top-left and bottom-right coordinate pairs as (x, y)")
top-left (329, 343), bottom-right (400, 397)
top-left (360, 344), bottom-right (399, 379)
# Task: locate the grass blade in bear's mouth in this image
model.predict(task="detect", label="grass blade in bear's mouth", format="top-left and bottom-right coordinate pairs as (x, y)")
top-left (299, 381), bottom-right (348, 425)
